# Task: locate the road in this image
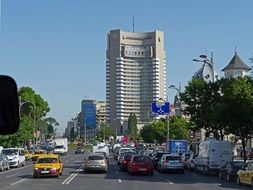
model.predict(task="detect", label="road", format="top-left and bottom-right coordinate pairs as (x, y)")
top-left (0, 150), bottom-right (251, 190)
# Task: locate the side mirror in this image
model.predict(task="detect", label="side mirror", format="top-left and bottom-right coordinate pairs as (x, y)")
top-left (0, 75), bottom-right (19, 134)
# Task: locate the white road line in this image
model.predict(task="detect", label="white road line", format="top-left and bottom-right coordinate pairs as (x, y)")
top-left (166, 179), bottom-right (174, 184)
top-left (0, 164), bottom-right (33, 175)
top-left (61, 168), bottom-right (82, 185)
top-left (6, 173), bottom-right (19, 178)
top-left (118, 179), bottom-right (122, 183)
top-left (11, 178), bottom-right (29, 186)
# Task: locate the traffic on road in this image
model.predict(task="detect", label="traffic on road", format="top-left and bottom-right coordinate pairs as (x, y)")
top-left (0, 141), bottom-right (252, 190)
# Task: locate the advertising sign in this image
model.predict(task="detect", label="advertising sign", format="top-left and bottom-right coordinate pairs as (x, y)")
top-left (82, 102), bottom-right (97, 128)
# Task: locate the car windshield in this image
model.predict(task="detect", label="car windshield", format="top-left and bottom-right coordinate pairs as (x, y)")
top-left (55, 145), bottom-right (64, 149)
top-left (166, 156), bottom-right (181, 161)
top-left (37, 158), bottom-right (58, 163)
top-left (88, 156), bottom-right (104, 160)
top-left (2, 149), bottom-right (18, 155)
top-left (133, 156), bottom-right (150, 162)
top-left (231, 162), bottom-right (245, 168)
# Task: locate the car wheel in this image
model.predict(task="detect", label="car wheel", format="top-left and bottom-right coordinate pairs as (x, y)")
top-left (22, 161), bottom-right (25, 167)
top-left (219, 172), bottom-right (222, 180)
top-left (6, 165), bottom-right (9, 170)
top-left (0, 165), bottom-right (3, 172)
top-left (237, 176), bottom-right (241, 185)
top-left (226, 174), bottom-right (230, 182)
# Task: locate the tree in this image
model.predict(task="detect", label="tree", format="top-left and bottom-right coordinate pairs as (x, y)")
top-left (128, 113), bottom-right (138, 141)
top-left (44, 117), bottom-right (59, 138)
top-left (169, 116), bottom-right (189, 140)
top-left (220, 77), bottom-right (253, 162)
top-left (180, 79), bottom-right (226, 140)
top-left (96, 126), bottom-right (115, 141)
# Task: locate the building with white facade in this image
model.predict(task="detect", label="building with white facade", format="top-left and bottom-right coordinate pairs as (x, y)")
top-left (106, 29), bottom-right (166, 133)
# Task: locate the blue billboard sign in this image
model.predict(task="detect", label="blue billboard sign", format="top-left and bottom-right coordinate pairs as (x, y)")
top-left (82, 102), bottom-right (96, 128)
top-left (151, 102), bottom-right (170, 116)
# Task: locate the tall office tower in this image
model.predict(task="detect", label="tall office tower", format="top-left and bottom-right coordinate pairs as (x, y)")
top-left (106, 29), bottom-right (166, 132)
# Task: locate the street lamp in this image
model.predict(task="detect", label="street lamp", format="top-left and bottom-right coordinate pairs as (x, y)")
top-left (168, 85), bottom-right (182, 116)
top-left (192, 52), bottom-right (215, 82)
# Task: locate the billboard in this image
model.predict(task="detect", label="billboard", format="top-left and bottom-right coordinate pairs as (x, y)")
top-left (82, 101), bottom-right (97, 128)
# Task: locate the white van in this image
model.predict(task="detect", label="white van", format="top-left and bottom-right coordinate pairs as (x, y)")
top-left (194, 138), bottom-right (232, 175)
top-left (2, 148), bottom-right (26, 167)
top-left (93, 143), bottom-right (109, 156)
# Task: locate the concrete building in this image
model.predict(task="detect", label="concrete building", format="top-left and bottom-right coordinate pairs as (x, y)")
top-left (96, 101), bottom-right (106, 128)
top-left (106, 29), bottom-right (166, 133)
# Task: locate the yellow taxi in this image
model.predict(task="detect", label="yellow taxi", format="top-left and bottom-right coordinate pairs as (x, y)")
top-left (33, 154), bottom-right (63, 178)
top-left (237, 160), bottom-right (253, 186)
top-left (32, 150), bottom-right (47, 162)
top-left (25, 150), bottom-right (31, 161)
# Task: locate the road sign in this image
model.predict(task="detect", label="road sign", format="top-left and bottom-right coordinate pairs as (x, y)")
top-left (151, 101), bottom-right (170, 116)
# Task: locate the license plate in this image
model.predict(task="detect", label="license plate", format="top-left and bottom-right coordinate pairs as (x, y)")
top-left (138, 168), bottom-right (147, 171)
top-left (91, 165), bottom-right (99, 168)
top-left (40, 171), bottom-right (49, 174)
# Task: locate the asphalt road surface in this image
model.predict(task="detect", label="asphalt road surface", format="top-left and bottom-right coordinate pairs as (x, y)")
top-left (0, 150), bottom-right (251, 190)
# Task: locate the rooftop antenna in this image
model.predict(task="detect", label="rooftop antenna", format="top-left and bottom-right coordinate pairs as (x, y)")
top-left (132, 15), bottom-right (135, 32)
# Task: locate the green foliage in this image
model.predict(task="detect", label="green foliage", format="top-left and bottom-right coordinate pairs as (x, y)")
top-left (96, 126), bottom-right (115, 141)
top-left (169, 116), bottom-right (189, 140)
top-left (128, 113), bottom-right (138, 141)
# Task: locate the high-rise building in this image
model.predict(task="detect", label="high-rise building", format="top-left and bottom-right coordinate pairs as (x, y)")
top-left (106, 29), bottom-right (166, 132)
top-left (96, 101), bottom-right (106, 127)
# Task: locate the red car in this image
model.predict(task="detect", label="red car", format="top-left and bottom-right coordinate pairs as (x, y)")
top-left (120, 154), bottom-right (133, 171)
top-left (128, 155), bottom-right (154, 176)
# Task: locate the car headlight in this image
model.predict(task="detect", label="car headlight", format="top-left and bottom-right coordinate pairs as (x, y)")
top-left (50, 168), bottom-right (57, 171)
top-left (34, 168), bottom-right (39, 170)
top-left (13, 156), bottom-right (18, 160)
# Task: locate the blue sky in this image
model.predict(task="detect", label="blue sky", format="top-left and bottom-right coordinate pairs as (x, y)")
top-left (1, 0), bottom-right (253, 133)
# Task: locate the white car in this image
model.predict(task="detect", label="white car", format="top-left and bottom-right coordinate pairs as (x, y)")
top-left (2, 148), bottom-right (26, 167)
top-left (185, 153), bottom-right (196, 171)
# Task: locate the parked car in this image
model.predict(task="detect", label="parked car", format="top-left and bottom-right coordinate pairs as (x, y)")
top-left (119, 154), bottom-right (134, 171)
top-left (157, 154), bottom-right (184, 174)
top-left (219, 161), bottom-right (245, 182)
top-left (84, 154), bottom-right (108, 173)
top-left (2, 148), bottom-right (26, 167)
top-left (128, 155), bottom-right (154, 176)
top-left (237, 160), bottom-right (253, 186)
top-left (0, 154), bottom-right (9, 171)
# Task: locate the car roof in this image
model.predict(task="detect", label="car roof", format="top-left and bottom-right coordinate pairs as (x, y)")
top-left (38, 154), bottom-right (59, 159)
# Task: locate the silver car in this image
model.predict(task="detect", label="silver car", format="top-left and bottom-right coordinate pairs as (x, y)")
top-left (0, 154), bottom-right (10, 171)
top-left (84, 154), bottom-right (108, 173)
top-left (157, 154), bottom-right (184, 174)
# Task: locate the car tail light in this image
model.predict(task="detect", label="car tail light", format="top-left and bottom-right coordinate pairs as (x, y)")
top-left (123, 160), bottom-right (127, 164)
top-left (164, 160), bottom-right (169, 163)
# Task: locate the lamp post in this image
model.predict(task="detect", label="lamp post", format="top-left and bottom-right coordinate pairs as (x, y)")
top-left (193, 51), bottom-right (215, 82)
top-left (168, 85), bottom-right (182, 116)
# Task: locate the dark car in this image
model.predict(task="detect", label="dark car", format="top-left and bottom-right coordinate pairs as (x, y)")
top-left (75, 146), bottom-right (84, 154)
top-left (128, 155), bottom-right (154, 176)
top-left (152, 151), bottom-right (170, 168)
top-left (247, 148), bottom-right (253, 159)
top-left (120, 154), bottom-right (134, 171)
top-left (219, 161), bottom-right (245, 182)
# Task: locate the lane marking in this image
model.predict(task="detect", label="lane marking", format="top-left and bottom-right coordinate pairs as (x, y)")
top-left (61, 168), bottom-right (82, 185)
top-left (166, 179), bottom-right (174, 184)
top-left (11, 177), bottom-right (29, 186)
top-left (6, 173), bottom-right (19, 178)
top-left (0, 164), bottom-right (33, 175)
top-left (118, 179), bottom-right (122, 183)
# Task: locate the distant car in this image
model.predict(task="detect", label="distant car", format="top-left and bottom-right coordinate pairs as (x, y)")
top-left (75, 146), bottom-right (84, 154)
top-left (0, 154), bottom-right (9, 171)
top-left (84, 154), bottom-right (108, 173)
top-left (45, 146), bottom-right (55, 154)
top-left (219, 161), bottom-right (245, 182)
top-left (157, 154), bottom-right (184, 174)
top-left (151, 151), bottom-right (170, 168)
top-left (33, 154), bottom-right (63, 178)
top-left (128, 155), bottom-right (154, 176)
top-left (32, 150), bottom-right (47, 162)
top-left (94, 152), bottom-right (110, 164)
top-left (120, 154), bottom-right (133, 171)
top-left (185, 153), bottom-right (196, 171)
top-left (247, 148), bottom-right (253, 159)
top-left (117, 151), bottom-right (136, 165)
top-left (181, 152), bottom-right (191, 167)
top-left (237, 160), bottom-right (253, 186)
